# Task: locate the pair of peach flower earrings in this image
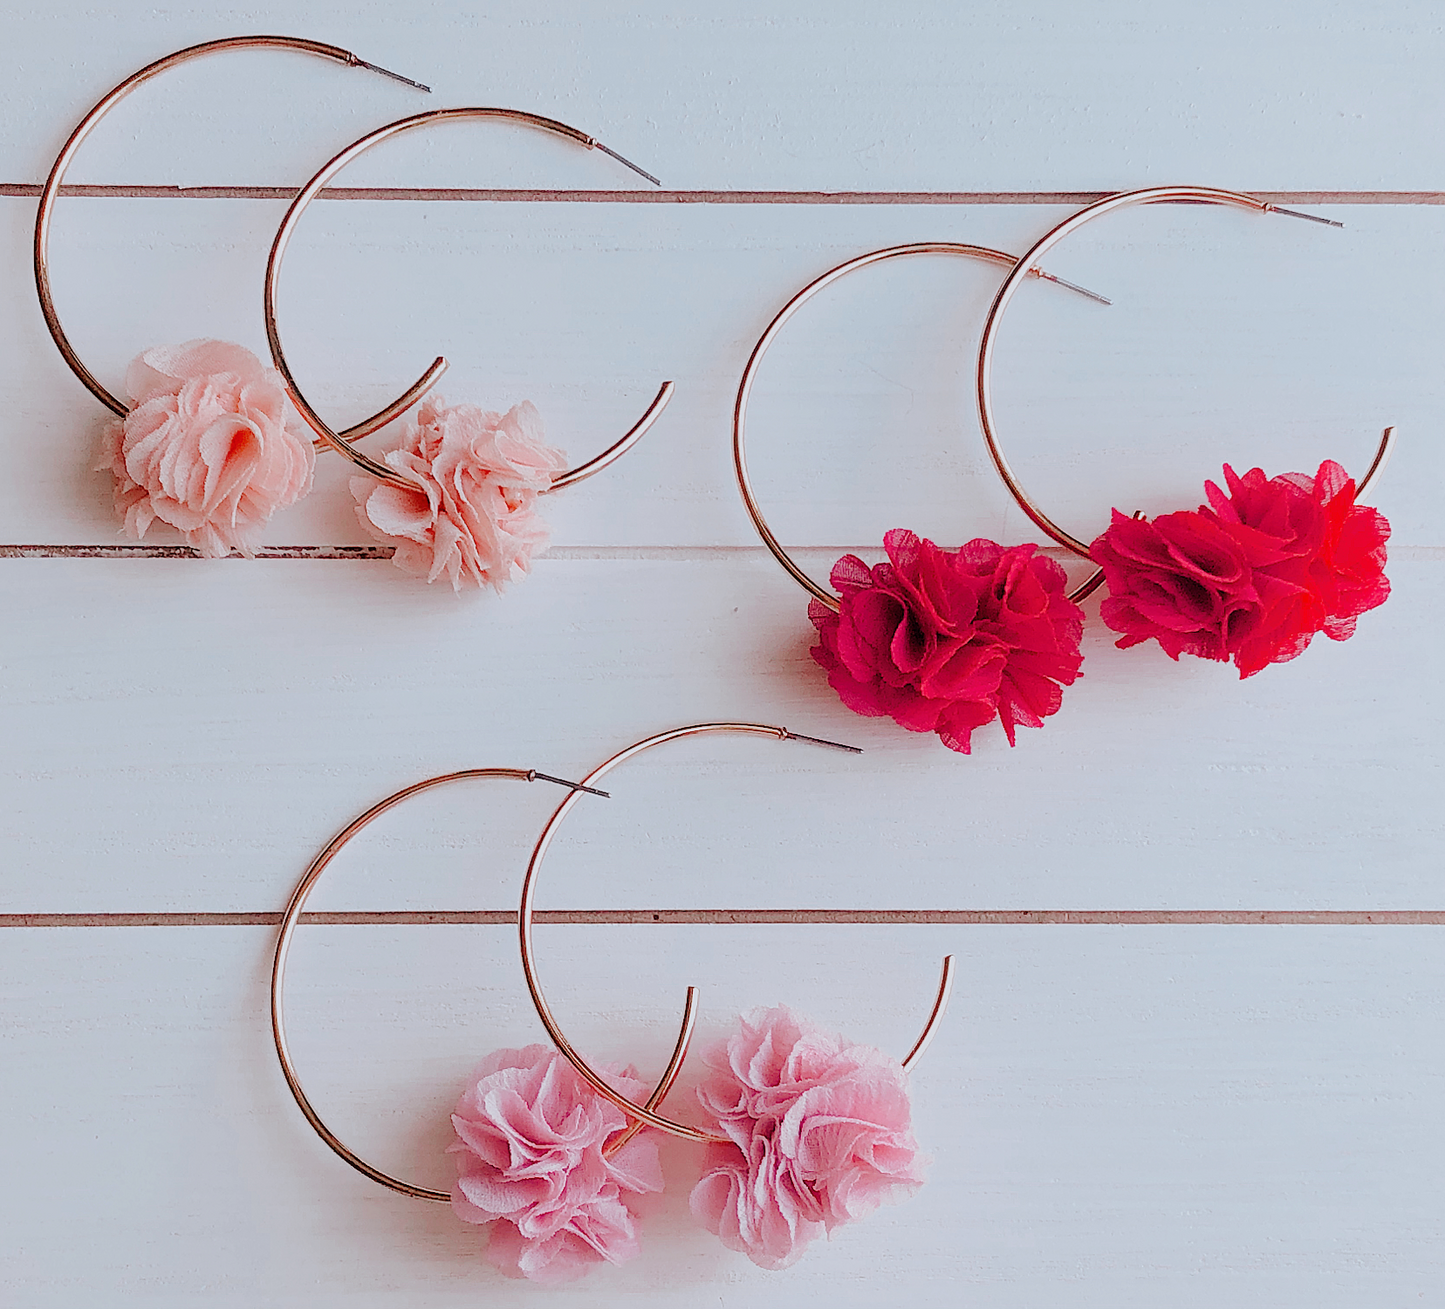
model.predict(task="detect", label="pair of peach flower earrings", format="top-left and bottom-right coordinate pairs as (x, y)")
top-left (38, 35), bottom-right (1395, 761)
top-left (36, 35), bottom-right (672, 586)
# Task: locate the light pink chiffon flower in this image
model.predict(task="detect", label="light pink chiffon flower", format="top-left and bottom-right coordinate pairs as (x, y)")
top-left (448, 1045), bottom-right (663, 1284)
top-left (95, 340), bottom-right (314, 557)
top-left (690, 1006), bottom-right (926, 1270)
top-left (353, 397), bottom-right (567, 591)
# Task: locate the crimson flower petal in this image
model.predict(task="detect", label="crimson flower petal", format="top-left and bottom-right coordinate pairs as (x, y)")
top-left (810, 533), bottom-right (1084, 752)
top-left (1092, 460), bottom-right (1390, 676)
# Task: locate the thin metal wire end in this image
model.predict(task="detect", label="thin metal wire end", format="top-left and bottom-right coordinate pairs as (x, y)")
top-left (1357, 426), bottom-right (1396, 499)
top-left (349, 55), bottom-right (432, 93)
top-left (1267, 204), bottom-right (1344, 229)
top-left (901, 955), bottom-right (955, 1072)
top-left (1034, 270), bottom-right (1112, 306)
top-left (529, 771), bottom-right (611, 798)
top-left (591, 140), bottom-right (661, 186)
top-left (781, 730), bottom-right (864, 754)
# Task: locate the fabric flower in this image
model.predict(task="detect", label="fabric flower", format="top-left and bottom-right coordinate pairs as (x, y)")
top-left (689, 1006), bottom-right (925, 1271)
top-left (1091, 460), bottom-right (1390, 678)
top-left (95, 340), bottom-right (315, 557)
top-left (809, 529), bottom-right (1085, 753)
top-left (353, 397), bottom-right (567, 591)
top-left (448, 1045), bottom-right (663, 1284)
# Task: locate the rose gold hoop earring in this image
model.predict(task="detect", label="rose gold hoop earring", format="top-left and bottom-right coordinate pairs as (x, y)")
top-left (733, 244), bottom-right (1109, 754)
top-left (264, 109), bottom-right (674, 591)
top-left (519, 722), bottom-right (954, 1271)
top-left (976, 186), bottom-right (1395, 678)
top-left (35, 36), bottom-right (431, 557)
top-left (269, 765), bottom-right (693, 1276)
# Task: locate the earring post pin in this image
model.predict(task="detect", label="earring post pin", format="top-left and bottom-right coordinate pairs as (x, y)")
top-left (782, 730), bottom-right (864, 754)
top-left (530, 771), bottom-right (610, 798)
top-left (349, 56), bottom-right (432, 93)
top-left (1268, 204), bottom-right (1344, 229)
top-left (592, 140), bottom-right (661, 187)
top-left (1035, 270), bottom-right (1112, 305)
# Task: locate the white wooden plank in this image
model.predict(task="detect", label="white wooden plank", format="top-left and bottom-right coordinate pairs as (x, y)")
top-left (3, 5), bottom-right (1440, 1300)
top-left (5, 198), bottom-right (1442, 548)
top-left (1, 924), bottom-right (1440, 1304)
top-left (6, 1), bottom-right (1445, 190)
top-left (1, 557), bottom-right (1437, 912)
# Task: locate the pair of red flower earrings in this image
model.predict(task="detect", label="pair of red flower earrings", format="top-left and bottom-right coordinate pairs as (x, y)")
top-left (40, 39), bottom-right (1394, 749)
top-left (735, 212), bottom-right (1395, 755)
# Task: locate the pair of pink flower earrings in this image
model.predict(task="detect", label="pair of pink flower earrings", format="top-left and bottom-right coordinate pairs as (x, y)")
top-left (272, 723), bottom-right (953, 1283)
top-left (36, 36), bottom-right (672, 588)
top-left (734, 198), bottom-right (1396, 754)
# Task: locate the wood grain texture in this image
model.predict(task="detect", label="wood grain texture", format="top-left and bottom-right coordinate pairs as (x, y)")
top-left (8, 1), bottom-right (1445, 190)
top-left (1, 558), bottom-right (1438, 913)
top-left (6, 198), bottom-right (1441, 547)
top-left (4, 3), bottom-right (1442, 1302)
top-left (1, 926), bottom-right (1441, 1305)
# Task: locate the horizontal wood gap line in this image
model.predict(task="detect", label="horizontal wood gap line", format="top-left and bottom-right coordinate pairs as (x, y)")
top-left (3, 910), bottom-right (1443, 927)
top-left (7, 544), bottom-right (1445, 562)
top-left (5, 185), bottom-right (1445, 205)
top-left (0, 544), bottom-right (397, 559)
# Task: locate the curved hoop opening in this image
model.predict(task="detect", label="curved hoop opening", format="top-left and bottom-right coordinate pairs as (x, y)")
top-left (518, 722), bottom-right (952, 1143)
top-left (974, 185), bottom-right (1393, 559)
top-left (269, 767), bottom-right (636, 1202)
top-left (33, 35), bottom-right (428, 435)
top-left (264, 107), bottom-right (672, 490)
top-left (733, 242), bottom-right (1108, 612)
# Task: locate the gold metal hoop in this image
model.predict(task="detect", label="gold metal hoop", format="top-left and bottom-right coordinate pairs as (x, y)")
top-left (269, 766), bottom-right (690, 1201)
top-left (33, 35), bottom-right (431, 446)
top-left (518, 722), bottom-right (955, 1145)
top-left (975, 185), bottom-right (1397, 567)
top-left (733, 243), bottom-right (1113, 613)
top-left (264, 108), bottom-right (674, 491)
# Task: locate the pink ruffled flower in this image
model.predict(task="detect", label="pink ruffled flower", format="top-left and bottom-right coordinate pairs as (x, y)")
top-left (809, 529), bottom-right (1085, 753)
top-left (690, 1006), bottom-right (925, 1271)
top-left (353, 397), bottom-right (567, 591)
top-left (95, 340), bottom-right (315, 557)
top-left (1091, 460), bottom-right (1390, 677)
top-left (448, 1045), bottom-right (663, 1284)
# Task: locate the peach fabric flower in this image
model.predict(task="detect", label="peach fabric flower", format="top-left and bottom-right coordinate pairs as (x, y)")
top-left (353, 397), bottom-right (567, 591)
top-left (690, 1006), bottom-right (925, 1270)
top-left (448, 1045), bottom-right (663, 1284)
top-left (95, 340), bottom-right (314, 557)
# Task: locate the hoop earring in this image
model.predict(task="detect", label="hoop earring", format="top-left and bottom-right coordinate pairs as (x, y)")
top-left (35, 36), bottom-right (431, 557)
top-left (518, 722), bottom-right (954, 1271)
top-left (975, 186), bottom-right (1395, 678)
top-left (270, 765), bottom-right (691, 1285)
top-left (264, 108), bottom-right (675, 591)
top-left (734, 244), bottom-right (1107, 754)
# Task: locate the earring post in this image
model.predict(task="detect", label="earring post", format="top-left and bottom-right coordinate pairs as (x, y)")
top-left (592, 140), bottom-right (661, 187)
top-left (782, 730), bottom-right (864, 754)
top-left (530, 771), bottom-right (610, 798)
top-left (349, 56), bottom-right (431, 93)
top-left (1268, 204), bottom-right (1344, 229)
top-left (1034, 270), bottom-right (1112, 305)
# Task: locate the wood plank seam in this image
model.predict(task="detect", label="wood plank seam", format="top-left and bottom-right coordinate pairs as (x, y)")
top-left (5, 545), bottom-right (1444, 560)
top-left (6, 184), bottom-right (1445, 204)
top-left (4, 910), bottom-right (1442, 927)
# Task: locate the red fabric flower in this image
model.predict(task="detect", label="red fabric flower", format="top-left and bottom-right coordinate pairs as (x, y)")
top-left (809, 529), bottom-right (1085, 754)
top-left (1090, 459), bottom-right (1390, 678)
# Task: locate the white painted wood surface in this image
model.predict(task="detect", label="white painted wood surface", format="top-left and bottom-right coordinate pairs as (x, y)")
top-left (3, 3), bottom-right (1442, 1303)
